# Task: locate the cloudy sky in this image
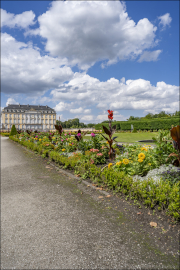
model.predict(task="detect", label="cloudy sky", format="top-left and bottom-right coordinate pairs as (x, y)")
top-left (1, 1), bottom-right (179, 123)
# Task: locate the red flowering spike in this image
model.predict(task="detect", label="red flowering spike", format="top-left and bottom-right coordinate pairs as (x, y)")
top-left (171, 125), bottom-right (180, 151)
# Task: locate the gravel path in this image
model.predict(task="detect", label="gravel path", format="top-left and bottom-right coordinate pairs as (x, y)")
top-left (1, 137), bottom-right (178, 269)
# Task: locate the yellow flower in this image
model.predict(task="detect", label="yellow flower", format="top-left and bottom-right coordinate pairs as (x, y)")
top-left (141, 147), bottom-right (148, 151)
top-left (39, 138), bottom-right (42, 141)
top-left (138, 153), bottom-right (145, 160)
top-left (62, 149), bottom-right (66, 152)
top-left (28, 140), bottom-right (30, 142)
top-left (108, 163), bottom-right (113, 169)
top-left (123, 159), bottom-right (129, 165)
top-left (138, 158), bottom-right (143, 163)
top-left (106, 141), bottom-right (109, 144)
top-left (148, 163), bottom-right (151, 165)
top-left (69, 143), bottom-right (72, 146)
top-left (116, 161), bottom-right (122, 166)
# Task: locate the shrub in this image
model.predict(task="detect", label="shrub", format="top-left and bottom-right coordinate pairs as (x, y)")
top-left (9, 125), bottom-right (17, 136)
top-left (132, 127), bottom-right (137, 133)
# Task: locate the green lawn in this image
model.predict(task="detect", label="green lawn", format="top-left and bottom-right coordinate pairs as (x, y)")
top-left (84, 132), bottom-right (158, 144)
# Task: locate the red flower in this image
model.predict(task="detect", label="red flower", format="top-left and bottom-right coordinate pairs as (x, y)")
top-left (107, 110), bottom-right (113, 120)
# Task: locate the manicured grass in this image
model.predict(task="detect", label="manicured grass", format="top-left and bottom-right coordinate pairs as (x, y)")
top-left (111, 132), bottom-right (157, 143)
top-left (84, 132), bottom-right (158, 144)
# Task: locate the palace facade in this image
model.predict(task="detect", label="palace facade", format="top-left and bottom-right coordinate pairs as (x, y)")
top-left (1, 104), bottom-right (56, 131)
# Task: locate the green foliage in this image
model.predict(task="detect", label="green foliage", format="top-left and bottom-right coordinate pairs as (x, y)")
top-left (132, 127), bottom-right (137, 133)
top-left (159, 170), bottom-right (180, 186)
top-left (91, 134), bottom-right (103, 150)
top-left (0, 132), bottom-right (10, 137)
top-left (56, 118), bottom-right (96, 128)
top-left (9, 125), bottom-right (17, 136)
top-left (152, 129), bottom-right (178, 166)
top-left (95, 117), bottom-right (180, 131)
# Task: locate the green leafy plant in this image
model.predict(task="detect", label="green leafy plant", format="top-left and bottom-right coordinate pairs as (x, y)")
top-left (159, 169), bottom-right (180, 186)
top-left (90, 133), bottom-right (103, 150)
top-left (101, 110), bottom-right (117, 160)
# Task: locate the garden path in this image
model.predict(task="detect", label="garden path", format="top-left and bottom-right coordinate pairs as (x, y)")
top-left (1, 137), bottom-right (177, 269)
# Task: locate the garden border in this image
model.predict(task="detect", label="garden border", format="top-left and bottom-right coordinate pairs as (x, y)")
top-left (9, 135), bottom-right (180, 221)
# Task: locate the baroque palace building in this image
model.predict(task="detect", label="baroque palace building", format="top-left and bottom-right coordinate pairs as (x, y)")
top-left (1, 104), bottom-right (56, 131)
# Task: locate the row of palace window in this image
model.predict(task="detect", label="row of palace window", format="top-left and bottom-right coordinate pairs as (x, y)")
top-left (5, 114), bottom-right (56, 119)
top-left (4, 109), bottom-right (54, 113)
top-left (5, 119), bottom-right (56, 124)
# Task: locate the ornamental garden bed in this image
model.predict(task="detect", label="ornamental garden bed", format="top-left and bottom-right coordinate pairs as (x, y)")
top-left (9, 125), bottom-right (180, 222)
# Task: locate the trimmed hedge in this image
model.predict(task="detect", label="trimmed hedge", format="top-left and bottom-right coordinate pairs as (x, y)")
top-left (95, 118), bottom-right (180, 131)
top-left (9, 135), bottom-right (180, 221)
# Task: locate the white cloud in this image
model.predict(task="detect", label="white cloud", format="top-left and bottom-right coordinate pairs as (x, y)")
top-left (1, 33), bottom-right (73, 95)
top-left (84, 109), bottom-right (91, 114)
top-left (51, 73), bottom-right (179, 116)
top-left (70, 107), bottom-right (83, 114)
top-left (30, 1), bottom-right (158, 69)
top-left (80, 115), bottom-right (94, 122)
top-left (96, 114), bottom-right (109, 122)
top-left (113, 111), bottom-right (120, 115)
top-left (6, 98), bottom-right (19, 106)
top-left (120, 77), bottom-right (125, 84)
top-left (158, 13), bottom-right (172, 30)
top-left (138, 50), bottom-right (162, 62)
top-left (1, 9), bottom-right (36, 29)
top-left (54, 102), bottom-right (72, 112)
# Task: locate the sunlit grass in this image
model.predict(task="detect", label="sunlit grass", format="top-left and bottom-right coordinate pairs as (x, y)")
top-left (84, 132), bottom-right (157, 144)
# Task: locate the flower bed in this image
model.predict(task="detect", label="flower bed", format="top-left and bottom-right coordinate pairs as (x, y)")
top-left (0, 132), bottom-right (10, 137)
top-left (9, 113), bottom-right (180, 221)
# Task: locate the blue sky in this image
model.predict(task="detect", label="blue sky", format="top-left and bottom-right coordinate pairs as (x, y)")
top-left (1, 1), bottom-right (179, 123)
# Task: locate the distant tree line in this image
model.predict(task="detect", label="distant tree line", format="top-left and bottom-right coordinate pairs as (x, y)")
top-left (55, 111), bottom-right (180, 128)
top-left (56, 118), bottom-right (95, 128)
top-left (127, 110), bottom-right (180, 121)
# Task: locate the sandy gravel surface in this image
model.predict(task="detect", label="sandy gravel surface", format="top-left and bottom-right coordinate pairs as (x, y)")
top-left (1, 136), bottom-right (179, 269)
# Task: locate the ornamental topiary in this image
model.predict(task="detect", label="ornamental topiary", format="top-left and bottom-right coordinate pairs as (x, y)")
top-left (132, 127), bottom-right (137, 133)
top-left (9, 125), bottom-right (18, 136)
